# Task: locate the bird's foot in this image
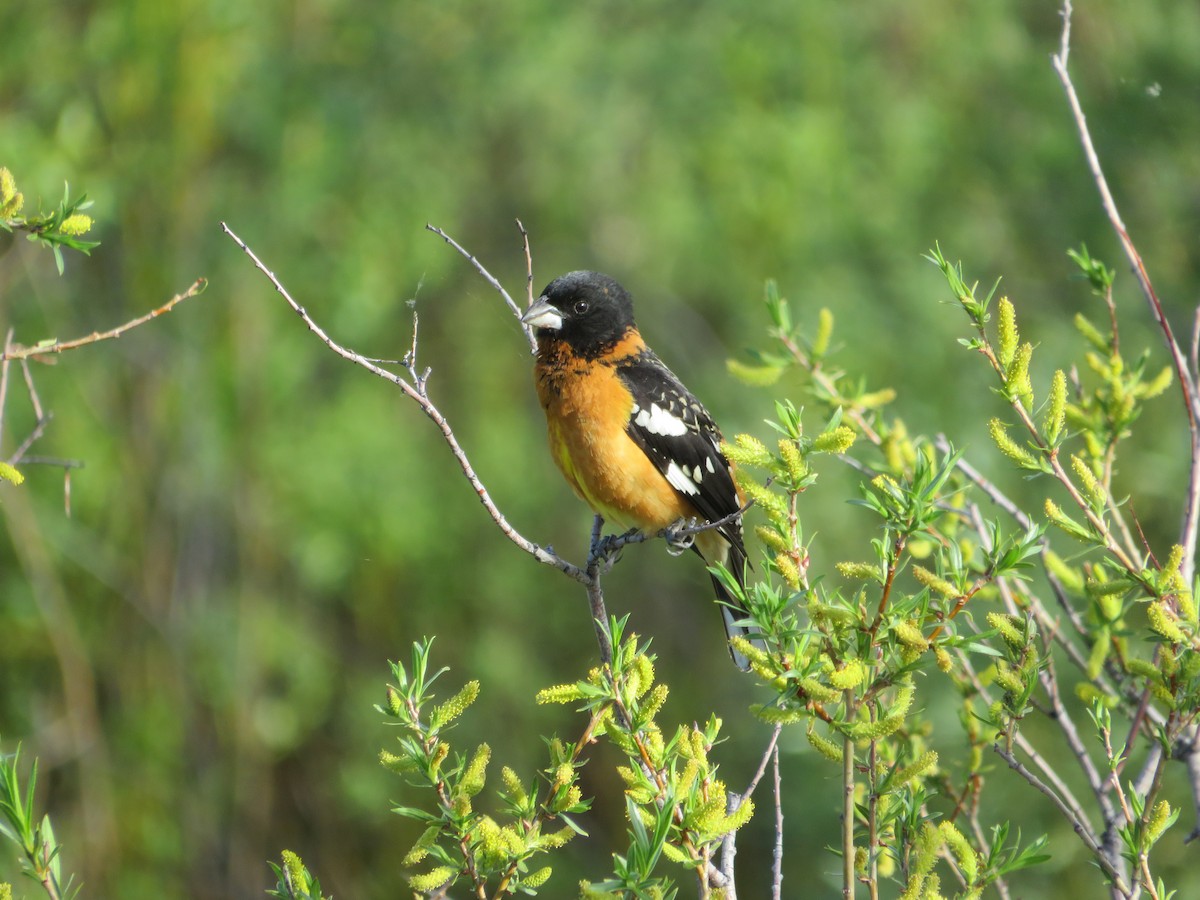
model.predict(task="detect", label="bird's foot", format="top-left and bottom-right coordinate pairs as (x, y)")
top-left (663, 517), bottom-right (699, 556)
top-left (593, 527), bottom-right (640, 565)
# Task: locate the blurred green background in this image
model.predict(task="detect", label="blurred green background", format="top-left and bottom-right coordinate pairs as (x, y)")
top-left (2, 0), bottom-right (1199, 896)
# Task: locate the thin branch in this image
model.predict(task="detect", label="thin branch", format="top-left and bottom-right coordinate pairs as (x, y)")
top-left (1190, 306), bottom-right (1200, 385)
top-left (584, 517), bottom-right (616, 666)
top-left (0, 328), bottom-right (13, 448)
top-left (1041, 651), bottom-right (1117, 829)
top-left (223, 222), bottom-right (589, 590)
top-left (772, 741), bottom-right (783, 900)
top-left (516, 218), bottom-right (535, 308)
top-left (1053, 2), bottom-right (1200, 848)
top-left (954, 638), bottom-right (1103, 856)
top-left (425, 224), bottom-right (537, 353)
top-left (0, 278), bottom-right (208, 362)
top-left (941, 435), bottom-right (1093, 640)
top-left (20, 359), bottom-right (45, 422)
top-left (842, 726), bottom-right (856, 900)
top-left (742, 724), bottom-right (784, 801)
top-left (8, 412), bottom-right (52, 466)
top-left (1183, 734), bottom-right (1200, 843)
top-left (18, 456), bottom-right (85, 469)
top-left (1051, 0), bottom-right (1200, 585)
top-left (718, 725), bottom-right (784, 896)
top-left (994, 742), bottom-right (1132, 897)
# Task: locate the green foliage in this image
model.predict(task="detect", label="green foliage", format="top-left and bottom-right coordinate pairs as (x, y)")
top-left (378, 638), bottom-right (587, 897)
top-left (0, 742), bottom-right (79, 900)
top-left (374, 626), bottom-right (761, 898)
top-left (0, 168), bottom-right (98, 274)
top-left (716, 247), bottom-right (1198, 897)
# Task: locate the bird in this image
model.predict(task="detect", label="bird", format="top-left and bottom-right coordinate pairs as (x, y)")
top-left (521, 270), bottom-right (756, 669)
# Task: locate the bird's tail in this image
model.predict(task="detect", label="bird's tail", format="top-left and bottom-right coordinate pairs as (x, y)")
top-left (701, 536), bottom-right (766, 671)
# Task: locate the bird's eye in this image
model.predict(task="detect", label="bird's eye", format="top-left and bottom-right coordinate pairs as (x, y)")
top-left (573, 300), bottom-right (589, 315)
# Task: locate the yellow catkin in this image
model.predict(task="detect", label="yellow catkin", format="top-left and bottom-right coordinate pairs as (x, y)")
top-left (997, 297), bottom-right (1018, 369)
top-left (836, 561), bottom-right (878, 580)
top-left (1044, 369), bottom-right (1067, 443)
top-left (813, 425), bottom-right (857, 454)
top-left (912, 565), bottom-right (958, 598)
top-left (989, 418), bottom-right (1038, 468)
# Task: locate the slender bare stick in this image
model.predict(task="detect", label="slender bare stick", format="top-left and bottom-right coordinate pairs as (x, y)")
top-left (516, 218), bottom-right (535, 308)
top-left (719, 724), bottom-right (783, 890)
top-left (994, 742), bottom-right (1132, 896)
top-left (1190, 306), bottom-right (1200, 384)
top-left (772, 742), bottom-right (784, 900)
top-left (222, 222), bottom-right (587, 586)
top-left (842, 727), bottom-right (856, 900)
top-left (8, 413), bottom-right (53, 466)
top-left (19, 360), bottom-right (45, 422)
top-left (584, 516), bottom-right (615, 665)
top-left (0, 329), bottom-right (13, 448)
top-left (0, 278), bottom-right (208, 362)
top-left (1184, 740), bottom-right (1200, 843)
top-left (425, 224), bottom-right (537, 353)
top-left (742, 724), bottom-right (784, 800)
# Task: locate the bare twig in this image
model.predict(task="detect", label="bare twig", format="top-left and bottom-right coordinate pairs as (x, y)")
top-left (425, 223), bottom-right (537, 353)
top-left (516, 218), bottom-right (535, 308)
top-left (1190, 306), bottom-right (1200, 384)
top-left (223, 223), bottom-right (591, 594)
top-left (0, 278), bottom-right (208, 362)
top-left (743, 724), bottom-right (784, 800)
top-left (994, 742), bottom-right (1132, 897)
top-left (8, 412), bottom-right (52, 466)
top-left (18, 456), bottom-right (84, 469)
top-left (772, 741), bottom-right (783, 900)
top-left (842, 727), bottom-right (856, 900)
top-left (20, 360), bottom-right (45, 422)
top-left (584, 516), bottom-right (616, 666)
top-left (718, 724), bottom-right (783, 892)
top-left (1184, 739), bottom-right (1200, 843)
top-left (714, 722), bottom-right (786, 890)
top-left (0, 328), bottom-right (13, 448)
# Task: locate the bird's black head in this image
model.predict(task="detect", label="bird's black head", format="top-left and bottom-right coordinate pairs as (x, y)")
top-left (521, 270), bottom-right (636, 359)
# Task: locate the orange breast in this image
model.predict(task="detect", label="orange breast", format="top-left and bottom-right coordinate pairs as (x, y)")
top-left (535, 341), bottom-right (696, 532)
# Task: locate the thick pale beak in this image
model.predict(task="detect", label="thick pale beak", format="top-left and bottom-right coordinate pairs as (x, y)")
top-left (520, 297), bottom-right (563, 331)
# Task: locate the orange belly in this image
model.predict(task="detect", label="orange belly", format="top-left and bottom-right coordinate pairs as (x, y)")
top-left (535, 343), bottom-right (696, 532)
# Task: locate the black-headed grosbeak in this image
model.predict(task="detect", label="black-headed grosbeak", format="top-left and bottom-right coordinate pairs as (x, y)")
top-left (521, 270), bottom-right (755, 669)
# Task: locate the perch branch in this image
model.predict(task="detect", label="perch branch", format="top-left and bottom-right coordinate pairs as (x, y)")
top-left (425, 224), bottom-right (537, 353)
top-left (222, 222), bottom-right (589, 589)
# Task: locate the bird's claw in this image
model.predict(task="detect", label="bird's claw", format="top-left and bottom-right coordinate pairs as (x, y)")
top-left (593, 527), bottom-right (640, 564)
top-left (664, 518), bottom-right (698, 556)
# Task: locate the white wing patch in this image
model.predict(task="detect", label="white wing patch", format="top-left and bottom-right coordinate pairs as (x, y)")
top-left (634, 403), bottom-right (689, 437)
top-left (666, 460), bottom-right (701, 495)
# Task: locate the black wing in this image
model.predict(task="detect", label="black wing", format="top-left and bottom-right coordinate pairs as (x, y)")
top-left (615, 349), bottom-right (746, 555)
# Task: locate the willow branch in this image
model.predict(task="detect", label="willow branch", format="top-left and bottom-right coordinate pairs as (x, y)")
top-left (1051, 0), bottom-right (1200, 585)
